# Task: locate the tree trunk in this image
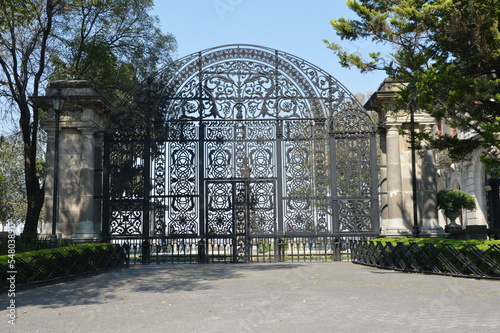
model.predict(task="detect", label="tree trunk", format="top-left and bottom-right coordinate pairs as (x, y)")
top-left (20, 104), bottom-right (45, 237)
top-left (23, 187), bottom-right (44, 237)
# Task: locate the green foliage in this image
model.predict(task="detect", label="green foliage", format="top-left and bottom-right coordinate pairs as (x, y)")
top-left (0, 0), bottom-right (176, 235)
top-left (50, 0), bottom-right (177, 104)
top-left (0, 242), bottom-right (111, 265)
top-left (0, 134), bottom-right (30, 226)
top-left (0, 234), bottom-right (78, 256)
top-left (0, 173), bottom-right (8, 222)
top-left (372, 237), bottom-right (500, 245)
top-left (0, 0), bottom-right (36, 30)
top-left (326, 0), bottom-right (500, 172)
top-left (257, 242), bottom-right (274, 253)
top-left (437, 189), bottom-right (477, 213)
top-left (0, 243), bottom-right (125, 286)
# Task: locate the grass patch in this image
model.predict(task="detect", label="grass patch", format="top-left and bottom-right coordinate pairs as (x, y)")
top-left (373, 237), bottom-right (500, 245)
top-left (371, 237), bottom-right (500, 252)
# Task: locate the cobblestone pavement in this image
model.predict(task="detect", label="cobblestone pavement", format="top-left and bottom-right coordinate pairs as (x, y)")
top-left (1, 262), bottom-right (500, 332)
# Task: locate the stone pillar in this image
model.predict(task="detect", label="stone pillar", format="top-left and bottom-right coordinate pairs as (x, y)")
top-left (72, 128), bottom-right (99, 239)
top-left (383, 124), bottom-right (410, 235)
top-left (420, 124), bottom-right (443, 235)
top-left (34, 80), bottom-right (111, 239)
top-left (58, 127), bottom-right (82, 237)
top-left (364, 78), bottom-right (440, 236)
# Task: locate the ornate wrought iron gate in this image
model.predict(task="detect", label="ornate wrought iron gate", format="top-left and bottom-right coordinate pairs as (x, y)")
top-left (103, 45), bottom-right (379, 263)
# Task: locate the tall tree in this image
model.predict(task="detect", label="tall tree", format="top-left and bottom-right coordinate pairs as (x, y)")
top-left (325, 0), bottom-right (500, 174)
top-left (0, 0), bottom-right (176, 236)
top-left (0, 0), bottom-right (55, 236)
top-left (50, 0), bottom-right (176, 103)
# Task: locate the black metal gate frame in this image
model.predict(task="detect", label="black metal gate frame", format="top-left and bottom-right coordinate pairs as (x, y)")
top-left (102, 45), bottom-right (380, 263)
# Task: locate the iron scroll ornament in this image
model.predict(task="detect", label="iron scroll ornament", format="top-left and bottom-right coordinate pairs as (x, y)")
top-left (105, 44), bottom-right (379, 240)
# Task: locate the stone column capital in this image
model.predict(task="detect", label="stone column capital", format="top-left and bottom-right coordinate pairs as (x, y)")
top-left (385, 123), bottom-right (401, 132)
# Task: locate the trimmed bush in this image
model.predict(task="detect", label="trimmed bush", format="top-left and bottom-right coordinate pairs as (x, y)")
top-left (1, 243), bottom-right (126, 288)
top-left (437, 189), bottom-right (476, 213)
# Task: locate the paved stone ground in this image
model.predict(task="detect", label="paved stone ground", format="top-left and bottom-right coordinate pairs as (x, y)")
top-left (1, 262), bottom-right (500, 332)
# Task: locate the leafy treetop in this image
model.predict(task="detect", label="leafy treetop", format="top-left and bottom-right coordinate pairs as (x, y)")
top-left (325, 0), bottom-right (500, 175)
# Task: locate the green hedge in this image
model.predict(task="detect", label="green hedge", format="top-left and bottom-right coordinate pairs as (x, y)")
top-left (1, 243), bottom-right (126, 288)
top-left (371, 237), bottom-right (500, 252)
top-left (353, 238), bottom-right (500, 279)
top-left (0, 235), bottom-right (80, 256)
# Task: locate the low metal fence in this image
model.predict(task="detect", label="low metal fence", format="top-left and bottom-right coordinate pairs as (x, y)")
top-left (111, 236), bottom-right (372, 264)
top-left (1, 244), bottom-right (126, 288)
top-left (352, 240), bottom-right (500, 279)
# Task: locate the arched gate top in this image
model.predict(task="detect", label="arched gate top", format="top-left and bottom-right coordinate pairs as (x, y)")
top-left (144, 44), bottom-right (376, 133)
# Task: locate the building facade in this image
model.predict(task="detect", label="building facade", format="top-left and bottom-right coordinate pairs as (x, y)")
top-left (365, 78), bottom-right (489, 236)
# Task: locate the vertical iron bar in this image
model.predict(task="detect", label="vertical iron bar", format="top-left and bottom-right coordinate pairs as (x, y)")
top-left (232, 181), bottom-right (237, 262)
top-left (197, 52), bottom-right (207, 262)
top-left (274, 52), bottom-right (284, 262)
top-left (329, 131), bottom-right (338, 235)
top-left (102, 133), bottom-right (111, 241)
top-left (245, 177), bottom-right (251, 263)
top-left (142, 96), bottom-right (152, 264)
top-left (276, 120), bottom-right (284, 232)
top-left (410, 103), bottom-right (420, 237)
top-left (199, 123), bottom-right (206, 237)
top-left (370, 132), bottom-right (381, 235)
top-left (50, 111), bottom-right (60, 248)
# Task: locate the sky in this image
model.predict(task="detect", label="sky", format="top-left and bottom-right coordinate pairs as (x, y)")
top-left (153, 0), bottom-right (388, 97)
top-left (0, 1), bottom-right (389, 136)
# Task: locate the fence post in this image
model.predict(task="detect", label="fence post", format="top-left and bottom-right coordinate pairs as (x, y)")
top-left (141, 240), bottom-right (150, 264)
top-left (123, 242), bottom-right (131, 267)
top-left (198, 239), bottom-right (206, 263)
top-left (278, 238), bottom-right (285, 262)
top-left (333, 237), bottom-right (341, 261)
top-left (349, 239), bottom-right (358, 262)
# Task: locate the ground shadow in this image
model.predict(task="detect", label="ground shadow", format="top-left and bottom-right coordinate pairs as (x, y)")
top-left (3, 263), bottom-right (303, 309)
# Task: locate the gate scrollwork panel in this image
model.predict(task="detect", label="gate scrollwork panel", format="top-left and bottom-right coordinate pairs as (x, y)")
top-left (104, 45), bottom-right (380, 245)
